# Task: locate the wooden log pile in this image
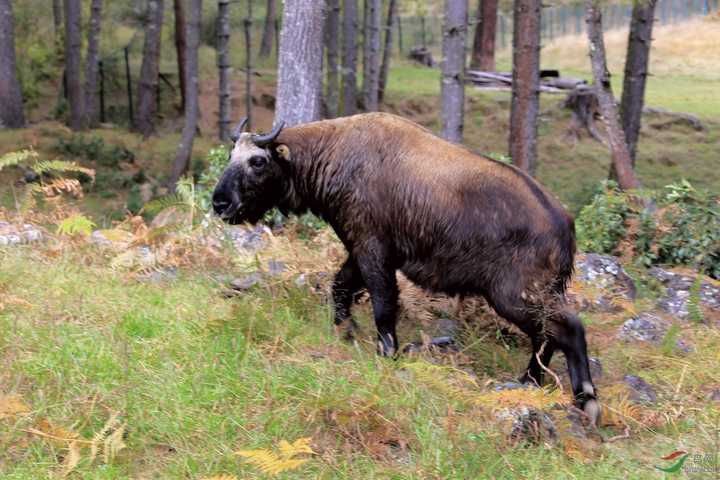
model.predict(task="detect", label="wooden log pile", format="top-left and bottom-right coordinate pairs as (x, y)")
top-left (465, 70), bottom-right (587, 93)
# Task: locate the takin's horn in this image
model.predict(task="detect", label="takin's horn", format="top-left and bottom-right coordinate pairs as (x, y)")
top-left (251, 121), bottom-right (285, 148)
top-left (230, 117), bottom-right (249, 142)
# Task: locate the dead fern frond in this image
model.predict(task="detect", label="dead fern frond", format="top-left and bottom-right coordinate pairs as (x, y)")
top-left (200, 476), bottom-right (238, 480)
top-left (0, 395), bottom-right (31, 419)
top-left (41, 178), bottom-right (84, 198)
top-left (236, 437), bottom-right (314, 476)
top-left (89, 411), bottom-right (123, 463)
top-left (62, 441), bottom-right (82, 477)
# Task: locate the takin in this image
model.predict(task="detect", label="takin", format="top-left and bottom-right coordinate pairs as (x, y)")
top-left (212, 112), bottom-right (599, 422)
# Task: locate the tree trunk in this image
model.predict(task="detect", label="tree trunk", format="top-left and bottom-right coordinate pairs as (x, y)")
top-left (169, 0), bottom-right (202, 189)
top-left (377, 0), bottom-right (397, 104)
top-left (275, 0), bottom-right (326, 127)
top-left (52, 0), bottom-right (63, 35)
top-left (259, 0), bottom-right (276, 58)
top-left (83, 0), bottom-right (103, 127)
top-left (0, 0), bottom-right (25, 128)
top-left (174, 0), bottom-right (187, 111)
top-left (509, 0), bottom-right (540, 174)
top-left (218, 0), bottom-right (231, 140)
top-left (470, 0), bottom-right (498, 71)
top-left (341, 0), bottom-right (358, 116)
top-left (616, 0), bottom-right (656, 174)
top-left (440, 0), bottom-right (468, 144)
top-left (136, 0), bottom-right (165, 137)
top-left (362, 0), bottom-right (380, 111)
top-left (585, 0), bottom-right (640, 190)
top-left (244, 0), bottom-right (253, 129)
top-left (63, 0), bottom-right (85, 130)
top-left (325, 0), bottom-right (340, 118)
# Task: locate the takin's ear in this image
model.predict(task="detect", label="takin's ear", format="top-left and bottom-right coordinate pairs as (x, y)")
top-left (275, 144), bottom-right (291, 160)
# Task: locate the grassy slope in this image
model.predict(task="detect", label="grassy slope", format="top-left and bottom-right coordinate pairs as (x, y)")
top-left (1, 235), bottom-right (720, 479)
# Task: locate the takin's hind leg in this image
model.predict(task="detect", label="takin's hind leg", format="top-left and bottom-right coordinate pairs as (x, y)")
top-left (332, 256), bottom-right (365, 340)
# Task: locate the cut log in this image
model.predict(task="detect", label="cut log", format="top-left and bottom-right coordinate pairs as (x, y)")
top-left (408, 46), bottom-right (436, 67)
top-left (644, 107), bottom-right (706, 132)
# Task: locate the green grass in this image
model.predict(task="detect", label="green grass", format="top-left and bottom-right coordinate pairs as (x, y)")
top-left (2, 241), bottom-right (720, 479)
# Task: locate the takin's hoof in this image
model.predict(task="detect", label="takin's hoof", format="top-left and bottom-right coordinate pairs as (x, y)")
top-left (334, 319), bottom-right (357, 342)
top-left (581, 398), bottom-right (601, 427)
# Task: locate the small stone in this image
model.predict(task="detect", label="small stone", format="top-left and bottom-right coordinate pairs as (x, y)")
top-left (437, 317), bottom-right (459, 337)
top-left (507, 407), bottom-right (558, 445)
top-left (494, 382), bottom-right (530, 392)
top-left (650, 267), bottom-right (720, 318)
top-left (589, 357), bottom-right (603, 379)
top-left (574, 254), bottom-right (637, 312)
top-left (229, 273), bottom-right (263, 291)
top-left (295, 273), bottom-right (307, 287)
top-left (618, 313), bottom-right (668, 343)
top-left (90, 230), bottom-right (112, 246)
top-left (623, 375), bottom-right (658, 404)
top-left (267, 260), bottom-right (286, 276)
top-left (675, 339), bottom-right (694, 354)
top-left (707, 389), bottom-right (720, 402)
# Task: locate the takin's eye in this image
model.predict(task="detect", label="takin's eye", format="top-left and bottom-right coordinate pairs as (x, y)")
top-left (248, 156), bottom-right (268, 171)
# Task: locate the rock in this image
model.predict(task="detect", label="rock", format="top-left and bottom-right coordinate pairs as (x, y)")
top-left (505, 407), bottom-right (558, 445)
top-left (139, 182), bottom-right (154, 203)
top-left (649, 267), bottom-right (720, 319)
top-left (0, 222), bottom-right (43, 246)
top-left (437, 318), bottom-right (459, 337)
top-left (90, 230), bottom-right (112, 247)
top-left (494, 382), bottom-right (531, 392)
top-left (618, 313), bottom-right (668, 343)
top-left (225, 225), bottom-right (267, 253)
top-left (403, 336), bottom-right (458, 355)
top-left (229, 273), bottom-right (263, 291)
top-left (623, 375), bottom-right (658, 404)
top-left (574, 254), bottom-right (636, 311)
top-left (707, 389), bottom-right (720, 402)
top-left (267, 260), bottom-right (286, 276)
top-left (150, 206), bottom-right (188, 229)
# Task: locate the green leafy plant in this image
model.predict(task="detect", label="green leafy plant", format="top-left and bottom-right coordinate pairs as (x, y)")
top-left (575, 181), bottom-right (632, 255)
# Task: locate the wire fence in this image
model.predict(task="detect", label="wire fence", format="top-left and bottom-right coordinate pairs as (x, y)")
top-left (398, 0), bottom-right (719, 52)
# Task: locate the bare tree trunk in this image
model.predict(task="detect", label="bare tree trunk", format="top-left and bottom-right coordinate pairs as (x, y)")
top-left (63, 0), bottom-right (85, 130)
top-left (170, 0), bottom-right (202, 189)
top-left (342, 0), bottom-right (358, 116)
top-left (509, 0), bottom-right (540, 174)
top-left (259, 0), bottom-right (276, 58)
top-left (52, 0), bottom-right (62, 35)
top-left (441, 0), bottom-right (468, 143)
top-left (244, 0), bottom-right (253, 129)
top-left (136, 0), bottom-right (165, 137)
top-left (275, 0), bottom-right (326, 127)
top-left (325, 0), bottom-right (340, 118)
top-left (378, 0), bottom-right (397, 104)
top-left (0, 0), bottom-right (25, 128)
top-left (174, 0), bottom-right (187, 111)
top-left (362, 0), bottom-right (380, 111)
top-left (470, 0), bottom-right (498, 71)
top-left (585, 0), bottom-right (640, 190)
top-left (218, 0), bottom-right (231, 140)
top-left (83, 0), bottom-right (103, 127)
top-left (615, 0), bottom-right (656, 175)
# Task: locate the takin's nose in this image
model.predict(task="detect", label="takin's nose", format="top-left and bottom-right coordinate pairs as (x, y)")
top-left (212, 188), bottom-right (232, 217)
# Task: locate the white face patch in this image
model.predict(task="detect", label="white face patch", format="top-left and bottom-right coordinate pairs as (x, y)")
top-left (230, 133), bottom-right (268, 169)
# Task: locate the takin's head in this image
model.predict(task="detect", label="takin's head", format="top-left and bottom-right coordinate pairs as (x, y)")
top-left (212, 118), bottom-right (289, 225)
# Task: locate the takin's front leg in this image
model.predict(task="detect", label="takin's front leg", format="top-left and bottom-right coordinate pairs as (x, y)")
top-left (354, 242), bottom-right (400, 357)
top-left (332, 256), bottom-right (365, 340)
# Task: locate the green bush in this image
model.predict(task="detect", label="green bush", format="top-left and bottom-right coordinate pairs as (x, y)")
top-left (576, 180), bottom-right (720, 279)
top-left (54, 135), bottom-right (135, 168)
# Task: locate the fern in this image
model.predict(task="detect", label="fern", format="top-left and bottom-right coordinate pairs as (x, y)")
top-left (57, 215), bottom-right (96, 237)
top-left (0, 149), bottom-right (38, 171)
top-left (687, 275), bottom-right (705, 323)
top-left (142, 194), bottom-right (192, 215)
top-left (32, 159), bottom-right (95, 179)
top-left (236, 437), bottom-right (314, 476)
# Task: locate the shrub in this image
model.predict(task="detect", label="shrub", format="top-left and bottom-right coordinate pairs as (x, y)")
top-left (576, 180), bottom-right (720, 279)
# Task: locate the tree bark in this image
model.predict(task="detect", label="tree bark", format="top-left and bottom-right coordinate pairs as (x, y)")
top-left (174, 0), bottom-right (187, 111)
top-left (325, 0), bottom-right (341, 118)
top-left (52, 0), bottom-right (63, 36)
top-left (0, 0), bottom-right (25, 128)
top-left (362, 0), bottom-right (380, 111)
top-left (83, 0), bottom-right (103, 127)
top-left (218, 0), bottom-right (231, 140)
top-left (275, 0), bottom-right (326, 127)
top-left (470, 0), bottom-right (498, 71)
top-left (170, 0), bottom-right (202, 189)
top-left (341, 0), bottom-right (358, 116)
top-left (585, 0), bottom-right (640, 190)
top-left (63, 0), bottom-right (85, 130)
top-left (244, 0), bottom-right (253, 129)
top-left (377, 0), bottom-right (397, 104)
top-left (440, 0), bottom-right (468, 144)
top-left (136, 0), bottom-right (165, 137)
top-left (616, 0), bottom-right (656, 172)
top-left (259, 0), bottom-right (276, 58)
top-left (509, 0), bottom-right (540, 174)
